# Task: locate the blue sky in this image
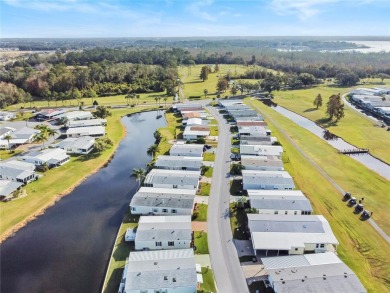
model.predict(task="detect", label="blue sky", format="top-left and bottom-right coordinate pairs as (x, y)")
top-left (1, 0), bottom-right (389, 38)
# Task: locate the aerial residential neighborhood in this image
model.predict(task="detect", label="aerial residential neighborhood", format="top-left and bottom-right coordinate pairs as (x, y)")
top-left (1, 2), bottom-right (390, 293)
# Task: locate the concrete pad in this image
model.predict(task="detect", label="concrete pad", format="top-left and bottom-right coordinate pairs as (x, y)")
top-left (192, 221), bottom-right (208, 232)
top-left (202, 161), bottom-right (214, 167)
top-left (195, 254), bottom-right (212, 268)
top-left (194, 196), bottom-right (209, 205)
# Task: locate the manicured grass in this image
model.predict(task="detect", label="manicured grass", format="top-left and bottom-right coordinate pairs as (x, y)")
top-left (231, 147), bottom-right (240, 154)
top-left (203, 152), bottom-right (215, 162)
top-left (194, 231), bottom-right (209, 254)
top-left (208, 119), bottom-right (217, 125)
top-left (246, 99), bottom-right (390, 292)
top-left (273, 85), bottom-right (390, 164)
top-left (0, 149), bottom-right (23, 160)
top-left (203, 167), bottom-right (213, 178)
top-left (6, 92), bottom-right (169, 110)
top-left (155, 112), bottom-right (183, 157)
top-left (197, 182), bottom-right (211, 196)
top-left (209, 126), bottom-right (218, 136)
top-left (0, 106), bottom-right (158, 239)
top-left (193, 204), bottom-right (208, 221)
top-left (231, 138), bottom-right (240, 145)
top-left (102, 211), bottom-right (139, 293)
top-left (199, 267), bottom-right (217, 293)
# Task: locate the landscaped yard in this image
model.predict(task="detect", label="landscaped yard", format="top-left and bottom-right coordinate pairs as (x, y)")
top-left (229, 204), bottom-right (250, 240)
top-left (203, 152), bottom-right (215, 162)
top-left (209, 125), bottom-right (218, 136)
top-left (193, 204), bottom-right (208, 221)
top-left (194, 231), bottom-right (209, 254)
top-left (246, 99), bottom-right (390, 292)
top-left (197, 182), bottom-right (211, 196)
top-left (102, 211), bottom-right (139, 293)
top-left (202, 167), bottom-right (213, 178)
top-left (155, 111), bottom-right (183, 157)
top-left (198, 267), bottom-right (216, 293)
top-left (272, 85), bottom-right (390, 164)
top-left (0, 149), bottom-right (23, 160)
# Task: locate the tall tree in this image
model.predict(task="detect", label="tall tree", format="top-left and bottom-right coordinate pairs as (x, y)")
top-left (132, 168), bottom-right (146, 189)
top-left (326, 94), bottom-right (345, 121)
top-left (313, 94), bottom-right (323, 109)
top-left (94, 106), bottom-right (112, 118)
top-left (203, 89), bottom-right (208, 99)
top-left (147, 144), bottom-right (160, 159)
top-left (200, 66), bottom-right (211, 82)
top-left (216, 77), bottom-right (229, 93)
top-left (3, 134), bottom-right (13, 152)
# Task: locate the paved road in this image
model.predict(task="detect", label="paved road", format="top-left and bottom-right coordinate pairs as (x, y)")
top-left (206, 105), bottom-right (249, 293)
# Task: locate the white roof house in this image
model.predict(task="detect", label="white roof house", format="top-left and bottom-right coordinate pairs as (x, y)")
top-left (0, 180), bottom-right (23, 199)
top-left (0, 160), bottom-right (35, 171)
top-left (262, 252), bottom-right (366, 293)
top-left (242, 170), bottom-right (295, 190)
top-left (20, 148), bottom-right (70, 167)
top-left (57, 111), bottom-right (93, 121)
top-left (183, 126), bottom-right (210, 140)
top-left (248, 214), bottom-right (339, 256)
top-left (174, 103), bottom-right (203, 110)
top-left (132, 216), bottom-right (193, 250)
top-left (0, 111), bottom-right (16, 121)
top-left (218, 99), bottom-right (243, 108)
top-left (67, 118), bottom-right (107, 128)
top-left (129, 187), bottom-right (195, 216)
top-left (35, 108), bottom-right (67, 121)
top-left (55, 136), bottom-right (95, 155)
top-left (248, 189), bottom-right (312, 215)
top-left (229, 109), bottom-right (259, 119)
top-left (65, 126), bottom-right (105, 138)
top-left (119, 249), bottom-right (197, 293)
top-left (0, 165), bottom-right (37, 184)
top-left (184, 118), bottom-right (203, 126)
top-left (241, 155), bottom-right (284, 171)
top-left (240, 135), bottom-right (275, 145)
top-left (170, 143), bottom-right (204, 157)
top-left (143, 169), bottom-right (200, 190)
top-left (155, 155), bottom-right (203, 171)
top-left (240, 145), bottom-right (283, 157)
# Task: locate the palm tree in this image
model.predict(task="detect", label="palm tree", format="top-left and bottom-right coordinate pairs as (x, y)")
top-left (33, 132), bottom-right (48, 149)
top-left (132, 168), bottom-right (146, 189)
top-left (147, 144), bottom-right (159, 159)
top-left (33, 124), bottom-right (52, 148)
top-left (236, 196), bottom-right (248, 209)
top-left (47, 128), bottom-right (58, 142)
top-left (3, 134), bottom-right (13, 153)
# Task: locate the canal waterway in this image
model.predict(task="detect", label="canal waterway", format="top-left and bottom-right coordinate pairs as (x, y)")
top-left (273, 106), bottom-right (390, 180)
top-left (0, 110), bottom-right (167, 293)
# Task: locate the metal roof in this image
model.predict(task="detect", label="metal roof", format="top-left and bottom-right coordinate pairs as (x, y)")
top-left (67, 118), bottom-right (106, 128)
top-left (170, 144), bottom-right (204, 156)
top-left (0, 180), bottom-right (23, 197)
top-left (125, 249), bottom-right (197, 291)
top-left (249, 196), bottom-right (312, 211)
top-left (65, 126), bottom-right (105, 135)
top-left (155, 155), bottom-right (203, 169)
top-left (240, 145), bottom-right (283, 156)
top-left (143, 169), bottom-right (200, 186)
top-left (242, 170), bottom-right (294, 187)
top-left (241, 155), bottom-right (283, 168)
top-left (247, 190), bottom-right (306, 197)
top-left (0, 166), bottom-right (35, 180)
top-left (56, 136), bottom-right (95, 150)
top-left (136, 216), bottom-right (192, 241)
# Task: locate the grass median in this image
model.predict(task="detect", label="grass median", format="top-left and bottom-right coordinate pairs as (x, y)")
top-left (247, 99), bottom-right (390, 293)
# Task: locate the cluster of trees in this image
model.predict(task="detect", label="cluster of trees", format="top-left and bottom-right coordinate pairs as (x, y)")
top-left (313, 93), bottom-right (345, 122)
top-left (94, 137), bottom-right (113, 153)
top-left (0, 82), bottom-right (32, 108)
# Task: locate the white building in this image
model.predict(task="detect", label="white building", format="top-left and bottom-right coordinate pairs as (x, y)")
top-left (248, 214), bottom-right (339, 256)
top-left (248, 189), bottom-right (312, 215)
top-left (183, 118), bottom-right (203, 126)
top-left (129, 187), bottom-right (195, 215)
top-left (240, 135), bottom-right (274, 145)
top-left (240, 145), bottom-right (283, 158)
top-left (174, 103), bottom-right (203, 111)
top-left (55, 136), bottom-right (95, 154)
top-left (0, 160), bottom-right (35, 171)
top-left (118, 249), bottom-right (197, 293)
top-left (242, 170), bottom-right (295, 190)
top-left (0, 111), bottom-right (16, 121)
top-left (170, 143), bottom-right (204, 157)
top-left (229, 109), bottom-right (259, 119)
top-left (132, 216), bottom-right (193, 250)
top-left (183, 126), bottom-right (210, 140)
top-left (65, 126), bottom-right (105, 138)
top-left (241, 155), bottom-right (284, 171)
top-left (20, 148), bottom-right (70, 168)
top-left (218, 99), bottom-right (243, 108)
top-left (67, 118), bottom-right (107, 128)
top-left (143, 169), bottom-right (200, 190)
top-left (155, 155), bottom-right (203, 171)
top-left (56, 110), bottom-right (93, 121)
top-left (261, 252), bottom-right (366, 293)
top-left (0, 165), bottom-right (37, 184)
top-left (35, 109), bottom-right (67, 121)
top-left (0, 180), bottom-right (23, 200)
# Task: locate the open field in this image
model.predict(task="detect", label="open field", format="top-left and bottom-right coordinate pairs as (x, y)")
top-left (0, 106), bottom-right (158, 239)
top-left (102, 211), bottom-right (139, 293)
top-left (5, 92), bottom-right (169, 110)
top-left (246, 99), bottom-right (390, 292)
top-left (273, 84), bottom-right (390, 164)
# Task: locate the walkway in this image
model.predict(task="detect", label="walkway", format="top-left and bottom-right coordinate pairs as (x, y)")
top-left (206, 105), bottom-right (249, 293)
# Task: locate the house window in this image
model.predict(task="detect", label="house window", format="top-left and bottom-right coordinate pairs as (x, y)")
top-left (320, 244), bottom-right (325, 248)
top-left (295, 248), bottom-right (299, 251)
top-left (162, 209), bottom-right (168, 213)
top-left (171, 209), bottom-right (177, 214)
top-left (274, 211), bottom-right (278, 214)
top-left (168, 241), bottom-right (174, 246)
top-left (316, 244), bottom-right (320, 248)
top-left (294, 211), bottom-right (297, 215)
top-left (156, 242), bottom-right (162, 247)
top-left (173, 185), bottom-right (178, 189)
top-left (285, 211), bottom-right (288, 215)
top-left (132, 207), bottom-right (136, 211)
top-left (153, 208), bottom-right (158, 213)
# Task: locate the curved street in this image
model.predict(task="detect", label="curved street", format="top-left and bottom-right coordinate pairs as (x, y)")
top-left (206, 105), bottom-right (249, 293)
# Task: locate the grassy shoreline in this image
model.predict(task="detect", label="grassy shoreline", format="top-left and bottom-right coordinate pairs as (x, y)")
top-left (0, 106), bottom-right (159, 242)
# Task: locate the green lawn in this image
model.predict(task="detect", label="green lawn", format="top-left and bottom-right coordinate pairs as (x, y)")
top-left (155, 112), bottom-right (183, 157)
top-left (193, 204), bottom-right (208, 221)
top-left (209, 126), bottom-right (218, 136)
top-left (194, 231), bottom-right (209, 254)
top-left (0, 106), bottom-right (158, 239)
top-left (203, 152), bottom-right (215, 162)
top-left (0, 149), bottom-right (23, 160)
top-left (231, 147), bottom-right (240, 154)
top-left (102, 211), bottom-right (139, 293)
top-left (197, 182), bottom-right (211, 196)
top-left (198, 267), bottom-right (217, 293)
top-left (203, 167), bottom-right (213, 178)
top-left (246, 99), bottom-right (390, 293)
top-left (273, 85), bottom-right (390, 164)
top-left (208, 119), bottom-right (217, 125)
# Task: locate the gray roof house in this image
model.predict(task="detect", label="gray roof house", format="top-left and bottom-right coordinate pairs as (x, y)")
top-left (129, 187), bottom-right (196, 215)
top-left (240, 135), bottom-right (276, 145)
top-left (218, 99), bottom-right (243, 108)
top-left (132, 216), bottom-right (193, 251)
top-left (0, 165), bottom-right (37, 184)
top-left (155, 155), bottom-right (203, 171)
top-left (248, 214), bottom-right (339, 257)
top-left (240, 145), bottom-right (283, 157)
top-left (21, 148), bottom-right (70, 168)
top-left (0, 180), bottom-right (23, 200)
top-left (169, 143), bottom-right (204, 157)
top-left (248, 189), bottom-right (312, 215)
top-left (242, 170), bottom-right (295, 190)
top-left (241, 155), bottom-right (284, 171)
top-left (0, 160), bottom-right (36, 171)
top-left (65, 126), bottom-right (105, 138)
top-left (67, 118), bottom-right (107, 128)
top-left (143, 169), bottom-right (200, 190)
top-left (261, 252), bottom-right (366, 293)
top-left (55, 136), bottom-right (95, 154)
top-left (118, 249), bottom-right (197, 293)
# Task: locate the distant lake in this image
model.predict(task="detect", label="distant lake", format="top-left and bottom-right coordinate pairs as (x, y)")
top-left (338, 41), bottom-right (390, 53)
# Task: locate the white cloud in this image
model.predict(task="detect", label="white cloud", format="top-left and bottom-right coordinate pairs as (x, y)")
top-left (186, 0), bottom-right (216, 22)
